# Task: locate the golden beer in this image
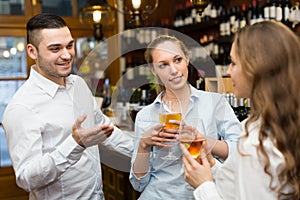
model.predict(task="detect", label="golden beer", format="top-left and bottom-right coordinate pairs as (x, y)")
top-left (159, 113), bottom-right (182, 129)
top-left (181, 138), bottom-right (206, 158)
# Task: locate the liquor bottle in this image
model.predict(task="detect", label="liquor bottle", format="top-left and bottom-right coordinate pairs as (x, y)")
top-left (219, 9), bottom-right (227, 37)
top-left (232, 96), bottom-right (239, 118)
top-left (276, 0), bottom-right (283, 22)
top-left (191, 4), bottom-right (197, 24)
top-left (140, 89), bottom-right (147, 106)
top-left (240, 3), bottom-right (248, 28)
top-left (250, 0), bottom-right (258, 25)
top-left (282, 0), bottom-right (291, 23)
top-left (174, 3), bottom-right (184, 27)
top-left (257, 0), bottom-right (265, 23)
top-left (229, 6), bottom-right (237, 34)
top-left (247, 1), bottom-right (253, 25)
top-left (125, 56), bottom-right (134, 81)
top-left (245, 98), bottom-right (251, 117)
top-left (185, 0), bottom-right (193, 25)
top-left (219, 8), bottom-right (230, 37)
top-left (234, 6), bottom-right (241, 33)
top-left (264, 0), bottom-right (271, 20)
top-left (101, 78), bottom-right (111, 109)
top-left (270, 0), bottom-right (276, 20)
top-left (238, 98), bottom-right (247, 121)
top-left (210, 2), bottom-right (218, 19)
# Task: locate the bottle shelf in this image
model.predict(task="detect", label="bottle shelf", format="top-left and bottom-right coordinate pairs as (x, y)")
top-left (175, 19), bottom-right (220, 34)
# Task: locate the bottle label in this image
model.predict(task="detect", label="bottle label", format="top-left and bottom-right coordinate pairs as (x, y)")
top-left (264, 7), bottom-right (270, 19)
top-left (276, 7), bottom-right (283, 21)
top-left (270, 6), bottom-right (276, 19)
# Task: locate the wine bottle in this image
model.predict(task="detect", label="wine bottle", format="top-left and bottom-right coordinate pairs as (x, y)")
top-left (240, 3), bottom-right (247, 28)
top-left (238, 98), bottom-right (247, 121)
top-left (229, 6), bottom-right (237, 34)
top-left (264, 0), bottom-right (271, 20)
top-left (234, 6), bottom-right (241, 33)
top-left (270, 0), bottom-right (276, 20)
top-left (232, 96), bottom-right (239, 118)
top-left (210, 2), bottom-right (218, 19)
top-left (101, 78), bottom-right (111, 109)
top-left (282, 0), bottom-right (291, 23)
top-left (250, 0), bottom-right (258, 25)
top-left (140, 89), bottom-right (147, 106)
top-left (276, 0), bottom-right (283, 22)
top-left (245, 98), bottom-right (251, 117)
top-left (257, 0), bottom-right (264, 23)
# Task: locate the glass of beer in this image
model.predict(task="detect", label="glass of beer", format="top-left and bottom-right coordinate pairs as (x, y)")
top-left (179, 118), bottom-right (206, 189)
top-left (179, 118), bottom-right (206, 158)
top-left (159, 99), bottom-right (182, 160)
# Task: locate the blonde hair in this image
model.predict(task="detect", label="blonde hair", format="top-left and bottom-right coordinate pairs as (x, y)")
top-left (144, 35), bottom-right (189, 94)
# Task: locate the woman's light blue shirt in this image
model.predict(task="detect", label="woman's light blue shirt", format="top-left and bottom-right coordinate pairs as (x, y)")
top-left (129, 85), bottom-right (242, 200)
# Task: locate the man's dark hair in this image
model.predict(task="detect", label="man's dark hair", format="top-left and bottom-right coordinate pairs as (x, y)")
top-left (26, 13), bottom-right (67, 47)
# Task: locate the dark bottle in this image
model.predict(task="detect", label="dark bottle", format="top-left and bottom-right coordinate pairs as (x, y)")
top-left (219, 8), bottom-right (230, 37)
top-left (184, 0), bottom-right (193, 25)
top-left (245, 98), bottom-right (251, 117)
top-left (210, 2), bottom-right (218, 19)
top-left (238, 98), bottom-right (247, 121)
top-left (174, 3), bottom-right (184, 27)
top-left (240, 3), bottom-right (248, 28)
top-left (250, 0), bottom-right (257, 25)
top-left (140, 89), bottom-right (147, 106)
top-left (282, 0), bottom-right (291, 23)
top-left (229, 6), bottom-right (236, 34)
top-left (232, 96), bottom-right (239, 118)
top-left (233, 6), bottom-right (241, 33)
top-left (101, 78), bottom-right (111, 109)
top-left (256, 0), bottom-right (265, 23)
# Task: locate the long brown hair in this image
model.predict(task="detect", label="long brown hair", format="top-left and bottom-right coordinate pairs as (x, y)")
top-left (235, 21), bottom-right (300, 199)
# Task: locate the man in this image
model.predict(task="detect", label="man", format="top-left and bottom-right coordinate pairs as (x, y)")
top-left (2, 13), bottom-right (133, 199)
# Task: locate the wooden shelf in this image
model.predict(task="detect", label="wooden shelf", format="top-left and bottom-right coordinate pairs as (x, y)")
top-left (205, 77), bottom-right (233, 93)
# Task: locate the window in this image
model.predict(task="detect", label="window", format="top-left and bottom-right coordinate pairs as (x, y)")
top-left (41, 0), bottom-right (73, 17)
top-left (0, 36), bottom-right (27, 167)
top-left (0, 37), bottom-right (27, 79)
top-left (0, 0), bottom-right (24, 15)
top-left (0, 81), bottom-right (24, 167)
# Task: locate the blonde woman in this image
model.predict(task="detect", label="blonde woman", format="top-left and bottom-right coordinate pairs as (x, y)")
top-left (129, 35), bottom-right (242, 199)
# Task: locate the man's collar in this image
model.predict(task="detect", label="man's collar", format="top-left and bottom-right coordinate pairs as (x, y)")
top-left (29, 66), bottom-right (75, 97)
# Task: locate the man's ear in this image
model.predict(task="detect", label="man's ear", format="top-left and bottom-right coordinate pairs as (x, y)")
top-left (26, 44), bottom-right (38, 60)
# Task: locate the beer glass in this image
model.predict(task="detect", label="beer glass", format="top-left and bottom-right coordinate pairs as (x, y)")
top-left (159, 99), bottom-right (182, 160)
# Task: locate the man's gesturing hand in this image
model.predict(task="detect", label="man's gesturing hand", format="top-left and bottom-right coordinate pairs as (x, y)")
top-left (72, 115), bottom-right (114, 147)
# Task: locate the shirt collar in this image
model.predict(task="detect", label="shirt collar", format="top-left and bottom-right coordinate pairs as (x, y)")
top-left (29, 66), bottom-right (75, 97)
top-left (153, 84), bottom-right (200, 105)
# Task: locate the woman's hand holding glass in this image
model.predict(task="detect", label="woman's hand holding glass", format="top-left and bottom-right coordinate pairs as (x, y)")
top-left (180, 141), bottom-right (214, 189)
top-left (139, 123), bottom-right (179, 150)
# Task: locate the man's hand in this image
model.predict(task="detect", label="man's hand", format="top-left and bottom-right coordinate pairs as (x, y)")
top-left (72, 115), bottom-right (114, 148)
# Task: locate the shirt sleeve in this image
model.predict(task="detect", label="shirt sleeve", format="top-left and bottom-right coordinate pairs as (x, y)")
top-left (94, 98), bottom-right (133, 158)
top-left (2, 104), bottom-right (85, 192)
top-left (214, 95), bottom-right (242, 155)
top-left (129, 112), bottom-right (152, 192)
top-left (194, 181), bottom-right (223, 200)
